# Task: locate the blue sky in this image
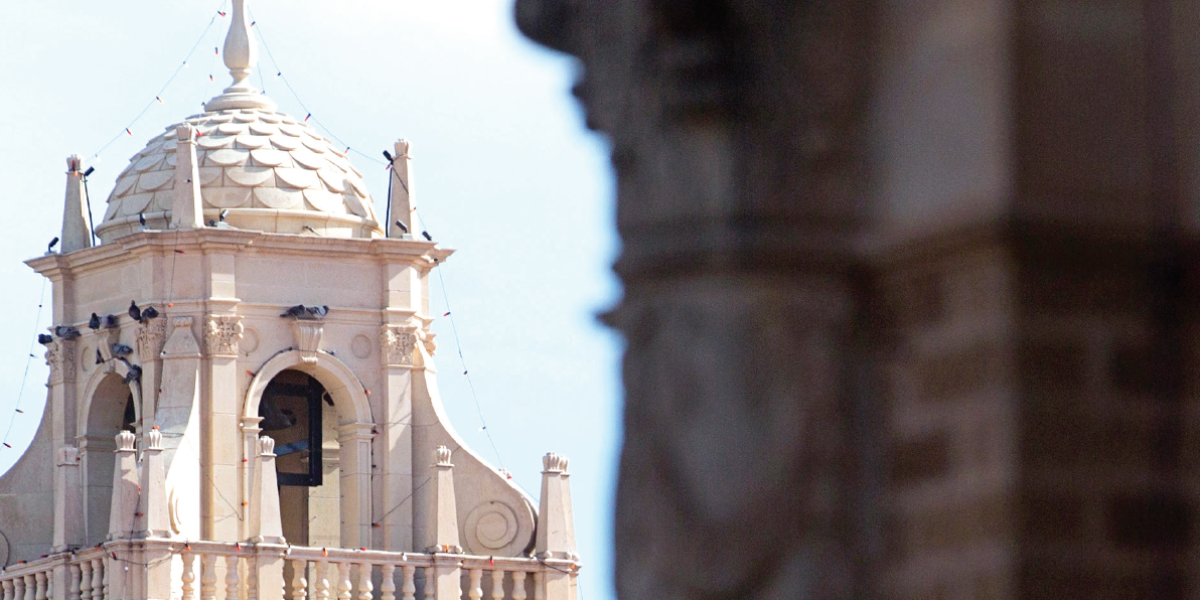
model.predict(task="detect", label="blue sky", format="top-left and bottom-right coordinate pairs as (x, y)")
top-left (0, 2), bottom-right (621, 599)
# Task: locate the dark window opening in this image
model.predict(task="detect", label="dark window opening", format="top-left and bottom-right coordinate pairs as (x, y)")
top-left (259, 371), bottom-right (327, 487)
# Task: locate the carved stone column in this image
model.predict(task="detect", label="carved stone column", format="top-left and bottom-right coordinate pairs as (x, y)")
top-left (378, 324), bottom-right (419, 550)
top-left (516, 2), bottom-right (872, 599)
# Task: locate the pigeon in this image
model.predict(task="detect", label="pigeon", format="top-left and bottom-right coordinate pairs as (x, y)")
top-left (421, 231), bottom-right (432, 241)
top-left (54, 326), bottom-right (81, 339)
top-left (280, 305), bottom-right (307, 318)
top-left (395, 220), bottom-right (409, 234)
top-left (47, 237), bottom-right (60, 253)
top-left (141, 306), bottom-right (159, 322)
top-left (88, 313), bottom-right (101, 330)
top-left (305, 305), bottom-right (329, 319)
top-left (95, 349), bottom-right (104, 365)
top-left (219, 209), bottom-right (230, 222)
top-left (128, 301), bottom-right (142, 323)
top-left (138, 213), bottom-right (147, 227)
top-left (122, 364), bottom-right (142, 384)
top-left (36, 334), bottom-right (53, 345)
top-left (117, 357), bottom-right (142, 384)
top-left (104, 314), bottom-right (119, 329)
top-left (111, 344), bottom-right (133, 357)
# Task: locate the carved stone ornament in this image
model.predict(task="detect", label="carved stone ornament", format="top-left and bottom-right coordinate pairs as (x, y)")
top-left (205, 315), bottom-right (244, 357)
top-left (136, 318), bottom-right (168, 362)
top-left (434, 445), bottom-right (453, 467)
top-left (381, 324), bottom-right (418, 366)
top-left (542, 452), bottom-right (569, 474)
top-left (291, 320), bottom-right (323, 364)
top-left (57, 446), bottom-right (80, 467)
top-left (45, 339), bottom-right (77, 384)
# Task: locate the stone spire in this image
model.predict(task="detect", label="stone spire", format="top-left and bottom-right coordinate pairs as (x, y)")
top-left (60, 155), bottom-right (92, 254)
top-left (204, 0), bottom-right (276, 112)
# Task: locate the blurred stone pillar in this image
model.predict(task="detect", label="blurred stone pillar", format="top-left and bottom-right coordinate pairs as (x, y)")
top-left (516, 2), bottom-right (875, 600)
top-left (517, 0), bottom-right (1200, 599)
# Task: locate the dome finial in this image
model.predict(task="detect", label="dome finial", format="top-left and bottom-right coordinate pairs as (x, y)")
top-left (204, 0), bottom-right (277, 112)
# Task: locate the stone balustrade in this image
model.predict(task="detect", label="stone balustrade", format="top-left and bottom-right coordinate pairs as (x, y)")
top-left (0, 541), bottom-right (578, 600)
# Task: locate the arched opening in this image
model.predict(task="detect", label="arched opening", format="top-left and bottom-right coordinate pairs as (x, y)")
top-left (260, 369), bottom-right (340, 547)
top-left (80, 373), bottom-right (138, 546)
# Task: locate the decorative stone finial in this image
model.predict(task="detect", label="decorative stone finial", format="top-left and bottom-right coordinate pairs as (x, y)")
top-left (434, 445), bottom-right (453, 467)
top-left (204, 0), bottom-right (277, 112)
top-left (542, 452), bottom-right (568, 473)
top-left (259, 436), bottom-right (276, 456)
top-left (147, 429), bottom-right (163, 451)
top-left (115, 430), bottom-right (136, 452)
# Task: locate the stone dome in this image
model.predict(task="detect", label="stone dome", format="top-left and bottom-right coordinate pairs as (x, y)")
top-left (95, 107), bottom-right (383, 243)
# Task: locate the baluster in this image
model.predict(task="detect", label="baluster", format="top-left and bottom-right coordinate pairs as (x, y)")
top-left (77, 562), bottom-right (91, 600)
top-left (181, 550), bottom-right (196, 600)
top-left (34, 571), bottom-right (46, 600)
top-left (315, 561), bottom-right (330, 600)
top-left (247, 555), bottom-right (258, 600)
top-left (289, 560), bottom-right (307, 600)
top-left (468, 569), bottom-right (482, 600)
top-left (399, 566), bottom-right (414, 600)
top-left (100, 557), bottom-right (109, 600)
top-left (490, 571), bottom-right (504, 600)
top-left (69, 563), bottom-right (82, 600)
top-left (379, 565), bottom-right (395, 600)
top-left (12, 575), bottom-right (24, 600)
top-left (225, 555), bottom-right (240, 600)
top-left (90, 559), bottom-right (104, 600)
top-left (336, 563), bottom-right (351, 600)
top-left (511, 572), bottom-right (526, 600)
top-left (355, 561), bottom-right (369, 600)
top-left (5, 577), bottom-right (16, 600)
top-left (24, 574), bottom-right (36, 600)
top-left (422, 567), bottom-right (434, 600)
top-left (532, 572), bottom-right (543, 600)
top-left (200, 555), bottom-right (217, 600)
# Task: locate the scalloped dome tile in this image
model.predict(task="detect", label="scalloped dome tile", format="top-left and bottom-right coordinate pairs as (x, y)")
top-left (205, 148), bottom-right (249, 166)
top-left (317, 169), bottom-right (346, 193)
top-left (197, 135), bottom-right (234, 150)
top-left (250, 148), bottom-right (290, 167)
top-left (198, 167), bottom-right (223, 185)
top-left (280, 115), bottom-right (297, 124)
top-left (276, 168), bottom-right (317, 189)
top-left (301, 137), bottom-right (328, 154)
top-left (233, 113), bottom-right (257, 123)
top-left (226, 165), bottom-right (275, 187)
top-left (291, 150), bottom-right (325, 170)
top-left (202, 186), bottom-right (252, 208)
top-left (343, 190), bottom-right (369, 217)
top-left (209, 114), bottom-right (234, 123)
top-left (103, 201), bottom-right (120, 220)
top-left (135, 154), bottom-right (165, 172)
top-left (346, 177), bottom-right (369, 198)
top-left (162, 128), bottom-right (178, 140)
top-left (165, 153), bottom-right (177, 167)
top-left (278, 124), bottom-right (303, 137)
top-left (260, 113), bottom-right (283, 124)
top-left (303, 188), bottom-right (345, 212)
top-left (254, 187), bottom-right (303, 209)
top-left (113, 175), bottom-right (138, 197)
top-left (269, 136), bottom-right (302, 151)
top-left (137, 171), bottom-right (174, 192)
top-left (162, 139), bottom-right (178, 152)
top-left (121, 192), bottom-right (154, 215)
top-left (249, 122), bottom-right (278, 136)
top-left (235, 134), bottom-right (269, 149)
top-left (154, 190), bottom-right (175, 211)
top-left (216, 122), bottom-right (247, 136)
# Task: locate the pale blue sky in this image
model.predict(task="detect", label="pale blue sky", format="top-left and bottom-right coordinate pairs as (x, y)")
top-left (0, 2), bottom-right (621, 599)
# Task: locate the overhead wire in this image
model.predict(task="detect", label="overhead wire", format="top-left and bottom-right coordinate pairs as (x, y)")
top-left (0, 280), bottom-right (48, 453)
top-left (87, 1), bottom-right (229, 164)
